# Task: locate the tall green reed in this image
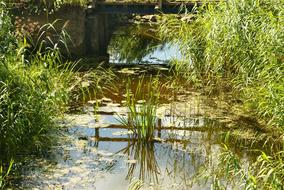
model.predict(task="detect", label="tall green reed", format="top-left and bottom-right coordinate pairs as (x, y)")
top-left (190, 143), bottom-right (284, 190)
top-left (0, 160), bottom-right (14, 189)
top-left (159, 0), bottom-right (284, 130)
top-left (117, 75), bottom-right (160, 141)
top-left (128, 178), bottom-right (144, 190)
top-left (217, 145), bottom-right (284, 190)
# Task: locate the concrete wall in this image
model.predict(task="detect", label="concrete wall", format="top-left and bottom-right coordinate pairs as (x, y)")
top-left (50, 5), bottom-right (86, 56)
top-left (14, 5), bottom-right (116, 58)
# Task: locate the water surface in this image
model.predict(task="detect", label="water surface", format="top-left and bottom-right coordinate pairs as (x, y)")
top-left (16, 23), bottom-right (256, 190)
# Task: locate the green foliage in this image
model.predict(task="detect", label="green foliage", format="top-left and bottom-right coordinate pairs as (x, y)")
top-left (192, 144), bottom-right (284, 189)
top-left (70, 65), bottom-right (117, 106)
top-left (108, 25), bottom-right (162, 63)
top-left (117, 75), bottom-right (160, 141)
top-left (128, 178), bottom-right (144, 190)
top-left (159, 0), bottom-right (284, 129)
top-left (0, 160), bottom-right (14, 189)
top-left (0, 0), bottom-right (73, 162)
top-left (0, 50), bottom-right (73, 159)
top-left (0, 2), bottom-right (16, 55)
top-left (218, 146), bottom-right (284, 190)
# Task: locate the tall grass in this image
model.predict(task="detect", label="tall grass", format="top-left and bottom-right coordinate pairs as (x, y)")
top-left (117, 75), bottom-right (160, 141)
top-left (0, 49), bottom-right (74, 158)
top-left (158, 1), bottom-right (284, 188)
top-left (0, 1), bottom-right (74, 184)
top-left (0, 160), bottom-right (13, 189)
top-left (190, 143), bottom-right (284, 189)
top-left (215, 145), bottom-right (284, 189)
top-left (159, 0), bottom-right (284, 130)
top-left (128, 178), bottom-right (143, 190)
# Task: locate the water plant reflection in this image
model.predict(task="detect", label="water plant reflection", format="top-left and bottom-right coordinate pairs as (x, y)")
top-left (122, 141), bottom-right (160, 183)
top-left (108, 25), bottom-right (166, 64)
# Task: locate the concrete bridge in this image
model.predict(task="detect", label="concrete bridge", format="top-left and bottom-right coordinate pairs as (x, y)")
top-left (85, 0), bottom-right (220, 57)
top-left (15, 1), bottom-right (221, 58)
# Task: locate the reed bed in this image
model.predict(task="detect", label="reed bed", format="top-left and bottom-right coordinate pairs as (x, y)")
top-left (117, 75), bottom-right (160, 141)
top-left (158, 0), bottom-right (284, 188)
top-left (159, 0), bottom-right (284, 130)
top-left (203, 145), bottom-right (284, 190)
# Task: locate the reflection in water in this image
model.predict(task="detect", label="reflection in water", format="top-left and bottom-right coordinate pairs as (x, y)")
top-left (121, 141), bottom-right (160, 183)
top-left (15, 22), bottom-right (261, 190)
top-left (108, 25), bottom-right (181, 64)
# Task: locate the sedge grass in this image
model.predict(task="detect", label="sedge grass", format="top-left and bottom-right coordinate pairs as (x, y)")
top-left (128, 178), bottom-right (144, 190)
top-left (158, 1), bottom-right (284, 188)
top-left (117, 75), bottom-right (160, 141)
top-left (158, 0), bottom-right (284, 130)
top-left (0, 160), bottom-right (13, 189)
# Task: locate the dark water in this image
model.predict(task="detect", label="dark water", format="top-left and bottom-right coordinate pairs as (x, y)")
top-left (16, 24), bottom-right (256, 190)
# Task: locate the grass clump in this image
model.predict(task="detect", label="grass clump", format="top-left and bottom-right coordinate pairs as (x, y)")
top-left (158, 1), bottom-right (284, 188)
top-left (159, 0), bottom-right (284, 130)
top-left (128, 178), bottom-right (144, 190)
top-left (189, 143), bottom-right (284, 189)
top-left (118, 76), bottom-right (160, 141)
top-left (212, 145), bottom-right (284, 190)
top-left (0, 49), bottom-right (73, 159)
top-left (0, 2), bottom-right (75, 186)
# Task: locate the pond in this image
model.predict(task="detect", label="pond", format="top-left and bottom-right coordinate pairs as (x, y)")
top-left (15, 24), bottom-right (257, 190)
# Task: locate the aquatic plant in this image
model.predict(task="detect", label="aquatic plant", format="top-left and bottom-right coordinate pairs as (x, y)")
top-left (220, 145), bottom-right (284, 189)
top-left (117, 75), bottom-right (160, 141)
top-left (159, 0), bottom-right (284, 130)
top-left (0, 160), bottom-right (14, 189)
top-left (69, 64), bottom-right (117, 108)
top-left (190, 142), bottom-right (284, 190)
top-left (128, 178), bottom-right (144, 190)
top-left (158, 1), bottom-right (284, 188)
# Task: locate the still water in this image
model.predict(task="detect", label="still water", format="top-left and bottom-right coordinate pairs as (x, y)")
top-left (16, 24), bottom-right (252, 190)
top-left (108, 25), bottom-right (182, 64)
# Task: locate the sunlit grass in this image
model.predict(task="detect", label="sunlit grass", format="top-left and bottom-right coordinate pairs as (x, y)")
top-left (0, 2), bottom-right (78, 186)
top-left (218, 145), bottom-right (284, 189)
top-left (159, 0), bottom-right (284, 130)
top-left (128, 178), bottom-right (144, 190)
top-left (0, 160), bottom-right (14, 189)
top-left (117, 75), bottom-right (160, 141)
